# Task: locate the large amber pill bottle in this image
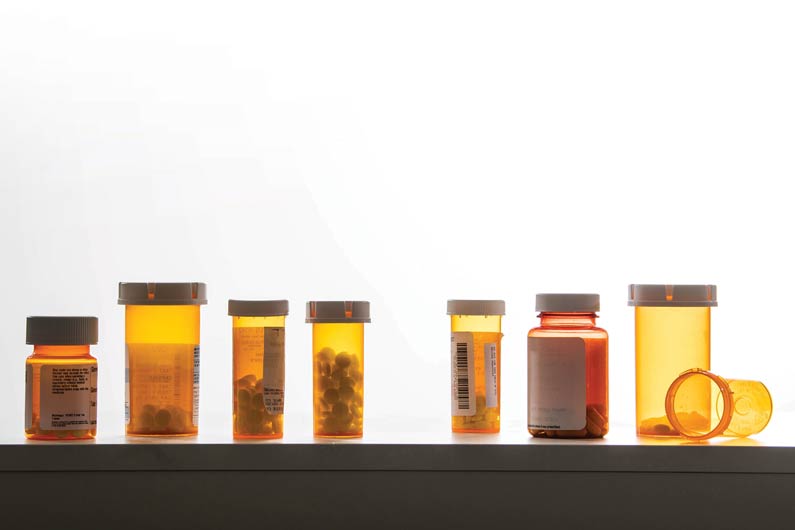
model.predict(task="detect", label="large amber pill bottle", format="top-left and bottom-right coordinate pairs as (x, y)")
top-left (628, 284), bottom-right (716, 437)
top-left (119, 282), bottom-right (207, 437)
top-left (447, 300), bottom-right (504, 433)
top-left (306, 301), bottom-right (370, 438)
top-left (228, 299), bottom-right (288, 440)
top-left (528, 294), bottom-right (608, 439)
top-left (25, 317), bottom-right (99, 440)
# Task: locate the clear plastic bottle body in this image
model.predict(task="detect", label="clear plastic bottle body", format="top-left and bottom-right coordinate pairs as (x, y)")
top-left (25, 345), bottom-right (97, 440)
top-left (312, 322), bottom-right (364, 438)
top-left (450, 314), bottom-right (502, 433)
top-left (125, 305), bottom-right (201, 436)
top-left (635, 306), bottom-right (710, 436)
top-left (528, 313), bottom-right (608, 439)
top-left (232, 315), bottom-right (286, 439)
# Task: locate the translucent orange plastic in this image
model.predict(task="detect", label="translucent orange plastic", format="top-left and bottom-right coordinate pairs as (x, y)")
top-left (25, 345), bottom-right (97, 440)
top-left (450, 314), bottom-right (502, 433)
top-left (312, 322), bottom-right (364, 438)
top-left (528, 313), bottom-right (608, 439)
top-left (666, 369), bottom-right (773, 440)
top-left (125, 305), bottom-right (200, 436)
top-left (635, 306), bottom-right (710, 436)
top-left (232, 315), bottom-right (286, 439)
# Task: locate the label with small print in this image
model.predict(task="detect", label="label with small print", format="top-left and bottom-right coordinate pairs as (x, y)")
top-left (25, 364), bottom-right (32, 430)
top-left (193, 346), bottom-right (200, 426)
top-left (528, 337), bottom-right (586, 431)
top-left (485, 342), bottom-right (498, 408)
top-left (125, 343), bottom-right (197, 428)
top-left (262, 327), bottom-right (286, 415)
top-left (451, 332), bottom-right (476, 416)
top-left (40, 364), bottom-right (98, 430)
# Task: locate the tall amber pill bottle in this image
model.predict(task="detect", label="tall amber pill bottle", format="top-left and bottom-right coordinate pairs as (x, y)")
top-left (119, 282), bottom-right (207, 437)
top-left (629, 284), bottom-right (716, 437)
top-left (25, 317), bottom-right (98, 440)
top-left (528, 294), bottom-right (608, 439)
top-left (447, 300), bottom-right (504, 433)
top-left (306, 301), bottom-right (370, 438)
top-left (229, 300), bottom-right (288, 440)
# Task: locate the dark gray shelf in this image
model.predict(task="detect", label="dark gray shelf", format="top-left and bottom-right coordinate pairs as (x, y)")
top-left (3, 440), bottom-right (795, 474)
top-left (3, 432), bottom-right (795, 529)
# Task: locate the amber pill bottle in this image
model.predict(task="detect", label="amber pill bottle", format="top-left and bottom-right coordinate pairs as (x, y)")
top-left (307, 301), bottom-right (370, 439)
top-left (528, 294), bottom-right (608, 439)
top-left (229, 299), bottom-right (288, 440)
top-left (629, 284), bottom-right (715, 437)
top-left (25, 316), bottom-right (98, 441)
top-left (448, 300), bottom-right (504, 434)
top-left (119, 282), bottom-right (206, 437)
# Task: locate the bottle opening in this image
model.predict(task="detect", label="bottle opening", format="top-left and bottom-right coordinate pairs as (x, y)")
top-left (665, 369), bottom-right (733, 440)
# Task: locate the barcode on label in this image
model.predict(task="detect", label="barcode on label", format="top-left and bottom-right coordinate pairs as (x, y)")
top-left (456, 342), bottom-right (470, 409)
top-left (451, 332), bottom-right (475, 416)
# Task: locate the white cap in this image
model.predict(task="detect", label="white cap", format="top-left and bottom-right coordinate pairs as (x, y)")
top-left (535, 294), bottom-right (600, 313)
top-left (628, 284), bottom-right (717, 307)
top-left (447, 300), bottom-right (505, 316)
top-left (305, 301), bottom-right (371, 323)
top-left (228, 299), bottom-right (289, 317)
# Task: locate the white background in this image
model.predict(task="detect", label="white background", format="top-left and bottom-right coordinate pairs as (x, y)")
top-left (1, 1), bottom-right (794, 440)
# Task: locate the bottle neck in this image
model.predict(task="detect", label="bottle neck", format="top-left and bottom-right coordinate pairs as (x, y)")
top-left (32, 344), bottom-right (91, 357)
top-left (538, 312), bottom-right (597, 328)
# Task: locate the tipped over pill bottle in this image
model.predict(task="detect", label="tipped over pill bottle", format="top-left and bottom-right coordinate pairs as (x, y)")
top-left (229, 299), bottom-right (289, 440)
top-left (665, 368), bottom-right (773, 441)
top-left (307, 301), bottom-right (370, 438)
top-left (447, 300), bottom-right (504, 433)
top-left (528, 294), bottom-right (608, 439)
top-left (629, 284), bottom-right (716, 437)
top-left (24, 316), bottom-right (98, 441)
top-left (119, 282), bottom-right (206, 437)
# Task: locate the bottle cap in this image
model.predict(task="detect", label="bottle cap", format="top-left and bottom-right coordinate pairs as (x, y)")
top-left (26, 316), bottom-right (99, 345)
top-left (628, 284), bottom-right (717, 307)
top-left (446, 300), bottom-right (505, 316)
top-left (665, 368), bottom-right (772, 440)
top-left (118, 283), bottom-right (207, 305)
top-left (535, 294), bottom-right (599, 313)
top-left (306, 301), bottom-right (371, 323)
top-left (228, 299), bottom-right (289, 317)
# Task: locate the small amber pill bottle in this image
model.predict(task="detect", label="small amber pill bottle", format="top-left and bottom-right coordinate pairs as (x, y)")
top-left (118, 282), bottom-right (207, 437)
top-left (447, 300), bottom-right (504, 434)
top-left (528, 294), bottom-right (608, 439)
top-left (228, 299), bottom-right (289, 440)
top-left (306, 301), bottom-right (370, 439)
top-left (25, 316), bottom-right (99, 441)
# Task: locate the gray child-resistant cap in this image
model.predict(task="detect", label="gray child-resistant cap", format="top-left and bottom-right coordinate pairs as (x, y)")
top-left (26, 316), bottom-right (99, 345)
top-left (118, 282), bottom-right (207, 305)
top-left (536, 294), bottom-right (600, 313)
top-left (447, 300), bottom-right (506, 316)
top-left (306, 301), bottom-right (371, 323)
top-left (628, 284), bottom-right (717, 307)
top-left (228, 299), bottom-right (289, 317)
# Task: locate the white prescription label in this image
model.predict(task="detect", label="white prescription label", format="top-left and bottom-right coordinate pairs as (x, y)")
top-left (262, 327), bottom-right (286, 415)
top-left (528, 337), bottom-right (586, 431)
top-left (25, 364), bottom-right (32, 430)
top-left (451, 332), bottom-right (476, 416)
top-left (485, 342), bottom-right (498, 408)
top-left (193, 346), bottom-right (200, 426)
top-left (40, 364), bottom-right (98, 430)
